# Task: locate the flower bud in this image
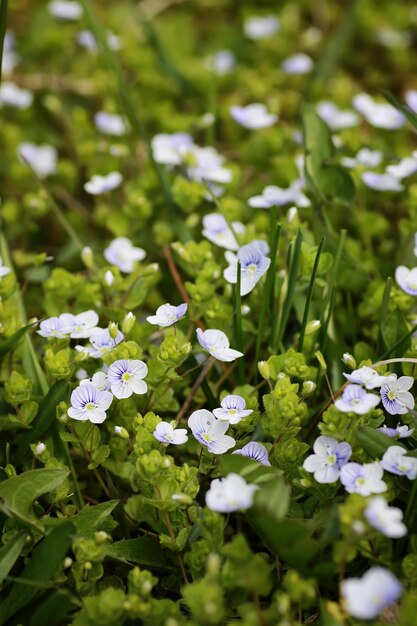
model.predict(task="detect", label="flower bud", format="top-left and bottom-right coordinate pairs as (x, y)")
top-left (35, 442), bottom-right (46, 456)
top-left (108, 321), bottom-right (119, 339)
top-left (315, 350), bottom-right (327, 371)
top-left (94, 531), bottom-right (111, 544)
top-left (84, 561), bottom-right (93, 571)
top-left (305, 319), bottom-right (321, 335)
top-left (207, 552), bottom-right (221, 577)
top-left (171, 493), bottom-right (193, 505)
top-left (122, 312), bottom-right (136, 334)
top-left (287, 206), bottom-right (298, 223)
top-left (81, 246), bottom-right (94, 269)
top-left (258, 360), bottom-right (270, 379)
top-left (63, 557), bottom-right (73, 568)
top-left (342, 352), bottom-right (356, 369)
top-left (302, 380), bottom-right (316, 396)
top-left (114, 425), bottom-right (129, 439)
top-left (104, 270), bottom-right (114, 286)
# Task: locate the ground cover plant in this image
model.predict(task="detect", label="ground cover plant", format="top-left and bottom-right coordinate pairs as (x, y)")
top-left (3, 0), bottom-right (417, 624)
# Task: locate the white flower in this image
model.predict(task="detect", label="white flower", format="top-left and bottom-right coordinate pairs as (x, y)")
top-left (104, 270), bottom-right (114, 286)
top-left (341, 148), bottom-right (383, 169)
top-left (224, 241), bottom-right (271, 296)
top-left (151, 133), bottom-right (194, 166)
top-left (206, 473), bottom-right (258, 512)
top-left (341, 567), bottom-right (403, 620)
top-left (202, 213), bottom-right (245, 251)
top-left (37, 310), bottom-right (99, 339)
top-left (205, 50), bottom-right (235, 75)
top-left (104, 237), bottom-right (146, 273)
top-left (94, 112), bottom-right (128, 136)
top-left (81, 328), bottom-right (124, 358)
top-left (381, 446), bottom-right (417, 479)
top-left (230, 104), bottom-right (278, 129)
top-left (281, 53), bottom-right (313, 75)
top-left (196, 328), bottom-right (243, 362)
top-left (146, 303), bottom-right (188, 327)
top-left (18, 143), bottom-right (58, 179)
top-left (340, 462), bottom-right (387, 495)
top-left (302, 436), bottom-right (352, 483)
top-left (380, 375), bottom-right (415, 415)
top-left (2, 32), bottom-right (18, 76)
top-left (386, 156), bottom-right (417, 179)
top-left (84, 172), bottom-right (123, 195)
top-left (233, 442), bottom-right (270, 466)
top-left (395, 265), bottom-right (417, 296)
top-left (67, 382), bottom-right (113, 424)
top-left (0, 256), bottom-right (11, 279)
top-left (377, 423), bottom-right (415, 439)
top-left (335, 384), bottom-right (380, 414)
top-left (48, 0), bottom-right (82, 20)
top-left (248, 180), bottom-right (309, 208)
top-left (153, 422), bottom-right (188, 445)
top-left (353, 93), bottom-right (404, 129)
top-left (316, 101), bottom-right (359, 130)
top-left (107, 359), bottom-right (148, 399)
top-left (34, 442), bottom-right (46, 456)
top-left (188, 409), bottom-right (235, 454)
top-left (186, 145), bottom-right (232, 184)
top-left (406, 89), bottom-right (417, 113)
top-left (244, 15), bottom-right (280, 40)
top-left (213, 395), bottom-right (253, 424)
top-left (361, 172), bottom-right (404, 192)
top-left (0, 82), bottom-right (33, 109)
top-left (81, 371), bottom-right (110, 391)
top-left (77, 30), bottom-right (121, 52)
top-left (343, 366), bottom-right (396, 390)
top-left (364, 496), bottom-right (407, 538)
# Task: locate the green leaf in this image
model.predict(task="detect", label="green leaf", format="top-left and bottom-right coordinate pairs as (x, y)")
top-left (104, 537), bottom-right (172, 571)
top-left (357, 426), bottom-right (404, 459)
top-left (72, 500), bottom-right (119, 538)
top-left (381, 308), bottom-right (410, 356)
top-left (0, 532), bottom-right (27, 584)
top-left (27, 590), bottom-right (73, 626)
top-left (0, 323), bottom-right (36, 357)
top-left (254, 475), bottom-right (291, 522)
top-left (0, 468), bottom-right (69, 529)
top-left (219, 454), bottom-right (279, 484)
top-left (0, 522), bottom-right (74, 625)
top-left (16, 380), bottom-right (70, 462)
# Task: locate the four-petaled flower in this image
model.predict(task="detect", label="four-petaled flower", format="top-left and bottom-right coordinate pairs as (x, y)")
top-left (340, 462), bottom-right (387, 495)
top-left (353, 93), bottom-right (405, 129)
top-left (316, 101), bottom-right (359, 131)
top-left (380, 376), bottom-right (415, 415)
top-left (81, 371), bottom-right (110, 391)
top-left (381, 446), bottom-right (417, 479)
top-left (233, 442), bottom-right (270, 466)
top-left (303, 436), bottom-right (352, 484)
top-left (202, 213), bottom-right (245, 251)
top-left (146, 303), bottom-right (188, 327)
top-left (188, 409), bottom-right (235, 454)
top-left (224, 241), bottom-right (271, 296)
top-left (230, 104), bottom-right (277, 129)
top-left (364, 496), bottom-right (407, 538)
top-left (377, 423), bottom-right (415, 439)
top-left (361, 172), bottom-right (404, 192)
top-left (18, 143), bottom-right (57, 179)
top-left (38, 310), bottom-right (99, 339)
top-left (104, 237), bottom-right (146, 273)
top-left (335, 384), bottom-right (380, 414)
top-left (107, 359), bottom-right (148, 399)
top-left (94, 111), bottom-right (128, 136)
top-left (196, 328), bottom-right (243, 362)
top-left (248, 181), bottom-right (309, 208)
top-left (341, 567), bottom-right (403, 620)
top-left (244, 15), bottom-right (279, 40)
top-left (281, 53), bottom-right (313, 75)
top-left (84, 172), bottom-right (123, 195)
top-left (80, 328), bottom-right (124, 358)
top-left (343, 366), bottom-right (396, 389)
top-left (153, 422), bottom-right (188, 445)
top-left (395, 266), bottom-right (417, 296)
top-left (67, 382), bottom-right (113, 424)
top-left (213, 395), bottom-right (253, 424)
top-left (206, 473), bottom-right (258, 512)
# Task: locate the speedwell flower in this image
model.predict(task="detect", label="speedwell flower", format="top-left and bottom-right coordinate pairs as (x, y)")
top-left (196, 328), bottom-right (243, 362)
top-left (0, 256), bottom-right (11, 279)
top-left (206, 473), bottom-right (258, 512)
top-left (364, 496), bottom-right (407, 538)
top-left (84, 172), bottom-right (122, 195)
top-left (94, 112), bottom-right (128, 136)
top-left (380, 375), bottom-right (414, 415)
top-left (80, 327), bottom-right (124, 358)
top-left (353, 93), bottom-right (405, 129)
top-left (377, 423), bottom-right (415, 438)
top-left (230, 104), bottom-right (277, 129)
top-left (223, 241), bottom-right (271, 296)
top-left (244, 15), bottom-right (279, 40)
top-left (188, 409), bottom-right (235, 454)
top-left (213, 395), bottom-right (253, 424)
top-left (381, 446), bottom-right (417, 479)
top-left (18, 143), bottom-right (57, 178)
top-left (340, 462), bottom-right (387, 495)
top-left (67, 382), bottom-right (113, 424)
top-left (202, 213), bottom-right (245, 251)
top-left (316, 101), bottom-right (359, 130)
top-left (107, 359), bottom-right (148, 399)
top-left (361, 172), bottom-right (404, 192)
top-left (302, 435), bottom-right (352, 483)
top-left (104, 236), bottom-right (146, 273)
top-left (153, 422), bottom-right (188, 445)
top-left (0, 82), bottom-right (33, 109)
top-left (233, 442), bottom-right (271, 466)
top-left (205, 50), bottom-right (235, 75)
top-left (395, 266), bottom-right (417, 296)
top-left (146, 303), bottom-right (188, 327)
top-left (281, 53), bottom-right (313, 75)
top-left (81, 371), bottom-right (110, 391)
top-left (386, 156), bottom-right (417, 179)
top-left (48, 0), bottom-right (82, 20)
top-left (335, 384), bottom-right (380, 414)
top-left (343, 366), bottom-right (396, 389)
top-left (38, 310), bottom-right (99, 339)
top-left (341, 147), bottom-right (383, 169)
top-left (341, 567), bottom-right (403, 620)
top-left (248, 181), bottom-right (310, 208)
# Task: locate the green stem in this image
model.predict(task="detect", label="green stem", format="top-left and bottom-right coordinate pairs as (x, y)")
top-left (274, 229), bottom-right (303, 350)
top-left (234, 262), bottom-right (244, 384)
top-left (0, 0), bottom-right (8, 88)
top-left (319, 229), bottom-right (346, 353)
top-left (298, 237), bottom-right (325, 352)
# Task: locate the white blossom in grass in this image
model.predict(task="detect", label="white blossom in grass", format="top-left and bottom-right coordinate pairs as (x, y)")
top-left (248, 181), bottom-right (309, 208)
top-left (81, 327), bottom-right (124, 358)
top-left (104, 237), bottom-right (146, 273)
top-left (49, 0), bottom-right (82, 19)
top-left (302, 436), bottom-right (352, 483)
top-left (381, 446), bottom-right (417, 479)
top-left (188, 409), bottom-right (235, 454)
top-left (386, 156), bottom-right (417, 179)
top-left (67, 311), bottom-right (99, 339)
top-left (0, 82), bottom-right (33, 109)
top-left (335, 384), bottom-right (380, 415)
top-left (353, 93), bottom-right (405, 129)
top-left (146, 303), bottom-right (188, 327)
top-left (38, 316), bottom-right (67, 339)
top-left (230, 104), bottom-right (277, 129)
top-left (104, 270), bottom-right (114, 287)
top-left (34, 442), bottom-right (46, 456)
top-left (406, 90), bottom-right (417, 113)
top-left (67, 382), bottom-right (113, 424)
top-left (205, 50), bottom-right (235, 75)
top-left (341, 148), bottom-right (383, 169)
top-left (341, 567), bottom-right (403, 620)
top-left (94, 112), bottom-right (128, 136)
top-left (343, 366), bottom-right (396, 390)
top-left (196, 328), bottom-right (243, 362)
top-left (316, 101), bottom-right (359, 131)
top-left (77, 30), bottom-right (121, 52)
top-left (2, 32), bottom-right (18, 76)
top-left (364, 497), bottom-right (407, 538)
top-left (244, 16), bottom-right (279, 40)
top-left (213, 395), bottom-right (253, 424)
top-left (206, 473), bottom-right (258, 512)
top-left (186, 146), bottom-right (232, 185)
top-left (233, 442), bottom-right (270, 466)
top-left (380, 375), bottom-right (414, 415)
top-left (18, 143), bottom-right (57, 178)
top-left (361, 172), bottom-right (404, 192)
top-left (340, 462), bottom-right (387, 495)
top-left (81, 371), bottom-right (110, 391)
top-left (202, 213), bottom-right (245, 251)
top-left (281, 53), bottom-right (313, 75)
top-left (107, 359), bottom-right (148, 399)
top-left (153, 422), bottom-right (188, 445)
top-left (395, 266), bottom-right (417, 296)
top-left (0, 256), bottom-right (11, 279)
top-left (377, 424), bottom-right (415, 439)
top-left (224, 242), bottom-right (271, 296)
top-left (84, 172), bottom-right (122, 195)
top-left (151, 133), bottom-right (194, 166)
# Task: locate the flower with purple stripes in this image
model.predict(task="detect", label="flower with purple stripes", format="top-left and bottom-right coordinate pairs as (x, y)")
top-left (380, 376), bottom-right (414, 415)
top-left (67, 382), bottom-right (113, 424)
top-left (107, 359), bottom-right (148, 399)
top-left (233, 442), bottom-right (270, 466)
top-left (188, 409), bottom-right (235, 454)
top-left (213, 395), bottom-right (253, 424)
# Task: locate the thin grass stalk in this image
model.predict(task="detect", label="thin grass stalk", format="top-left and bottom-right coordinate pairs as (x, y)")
top-left (377, 277), bottom-right (392, 354)
top-left (298, 236), bottom-right (325, 352)
top-left (0, 0), bottom-right (8, 88)
top-left (234, 262), bottom-right (244, 384)
top-left (274, 229), bottom-right (303, 351)
top-left (318, 229), bottom-right (346, 353)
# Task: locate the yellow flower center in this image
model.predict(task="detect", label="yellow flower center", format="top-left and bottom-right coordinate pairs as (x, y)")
top-left (388, 390), bottom-right (396, 400)
top-left (122, 372), bottom-right (132, 383)
top-left (202, 433), bottom-right (212, 443)
top-left (86, 403), bottom-right (95, 411)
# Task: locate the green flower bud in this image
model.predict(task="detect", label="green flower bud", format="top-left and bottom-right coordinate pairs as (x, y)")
top-left (315, 350), bottom-right (327, 371)
top-left (122, 311), bottom-right (136, 334)
top-left (302, 380), bottom-right (316, 396)
top-left (81, 246), bottom-right (94, 269)
top-left (258, 361), bottom-right (270, 379)
top-left (305, 319), bottom-right (321, 335)
top-left (114, 425), bottom-right (129, 439)
top-left (342, 352), bottom-right (357, 369)
top-left (108, 321), bottom-right (119, 339)
top-left (171, 493), bottom-right (193, 505)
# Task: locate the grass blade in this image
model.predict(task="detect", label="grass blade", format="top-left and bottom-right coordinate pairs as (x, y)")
top-left (234, 262), bottom-right (244, 383)
top-left (274, 229), bottom-right (303, 350)
top-left (0, 0), bottom-right (8, 88)
top-left (318, 229), bottom-right (347, 353)
top-left (298, 237), bottom-right (325, 351)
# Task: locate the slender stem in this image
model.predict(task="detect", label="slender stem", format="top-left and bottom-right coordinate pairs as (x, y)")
top-left (175, 356), bottom-right (215, 425)
top-left (0, 0), bottom-right (8, 89)
top-left (275, 229), bottom-right (303, 350)
top-left (298, 237), bottom-right (325, 351)
top-left (234, 262), bottom-right (244, 384)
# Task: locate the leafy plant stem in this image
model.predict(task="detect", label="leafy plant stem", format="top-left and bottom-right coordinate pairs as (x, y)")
top-left (298, 236), bottom-right (325, 351)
